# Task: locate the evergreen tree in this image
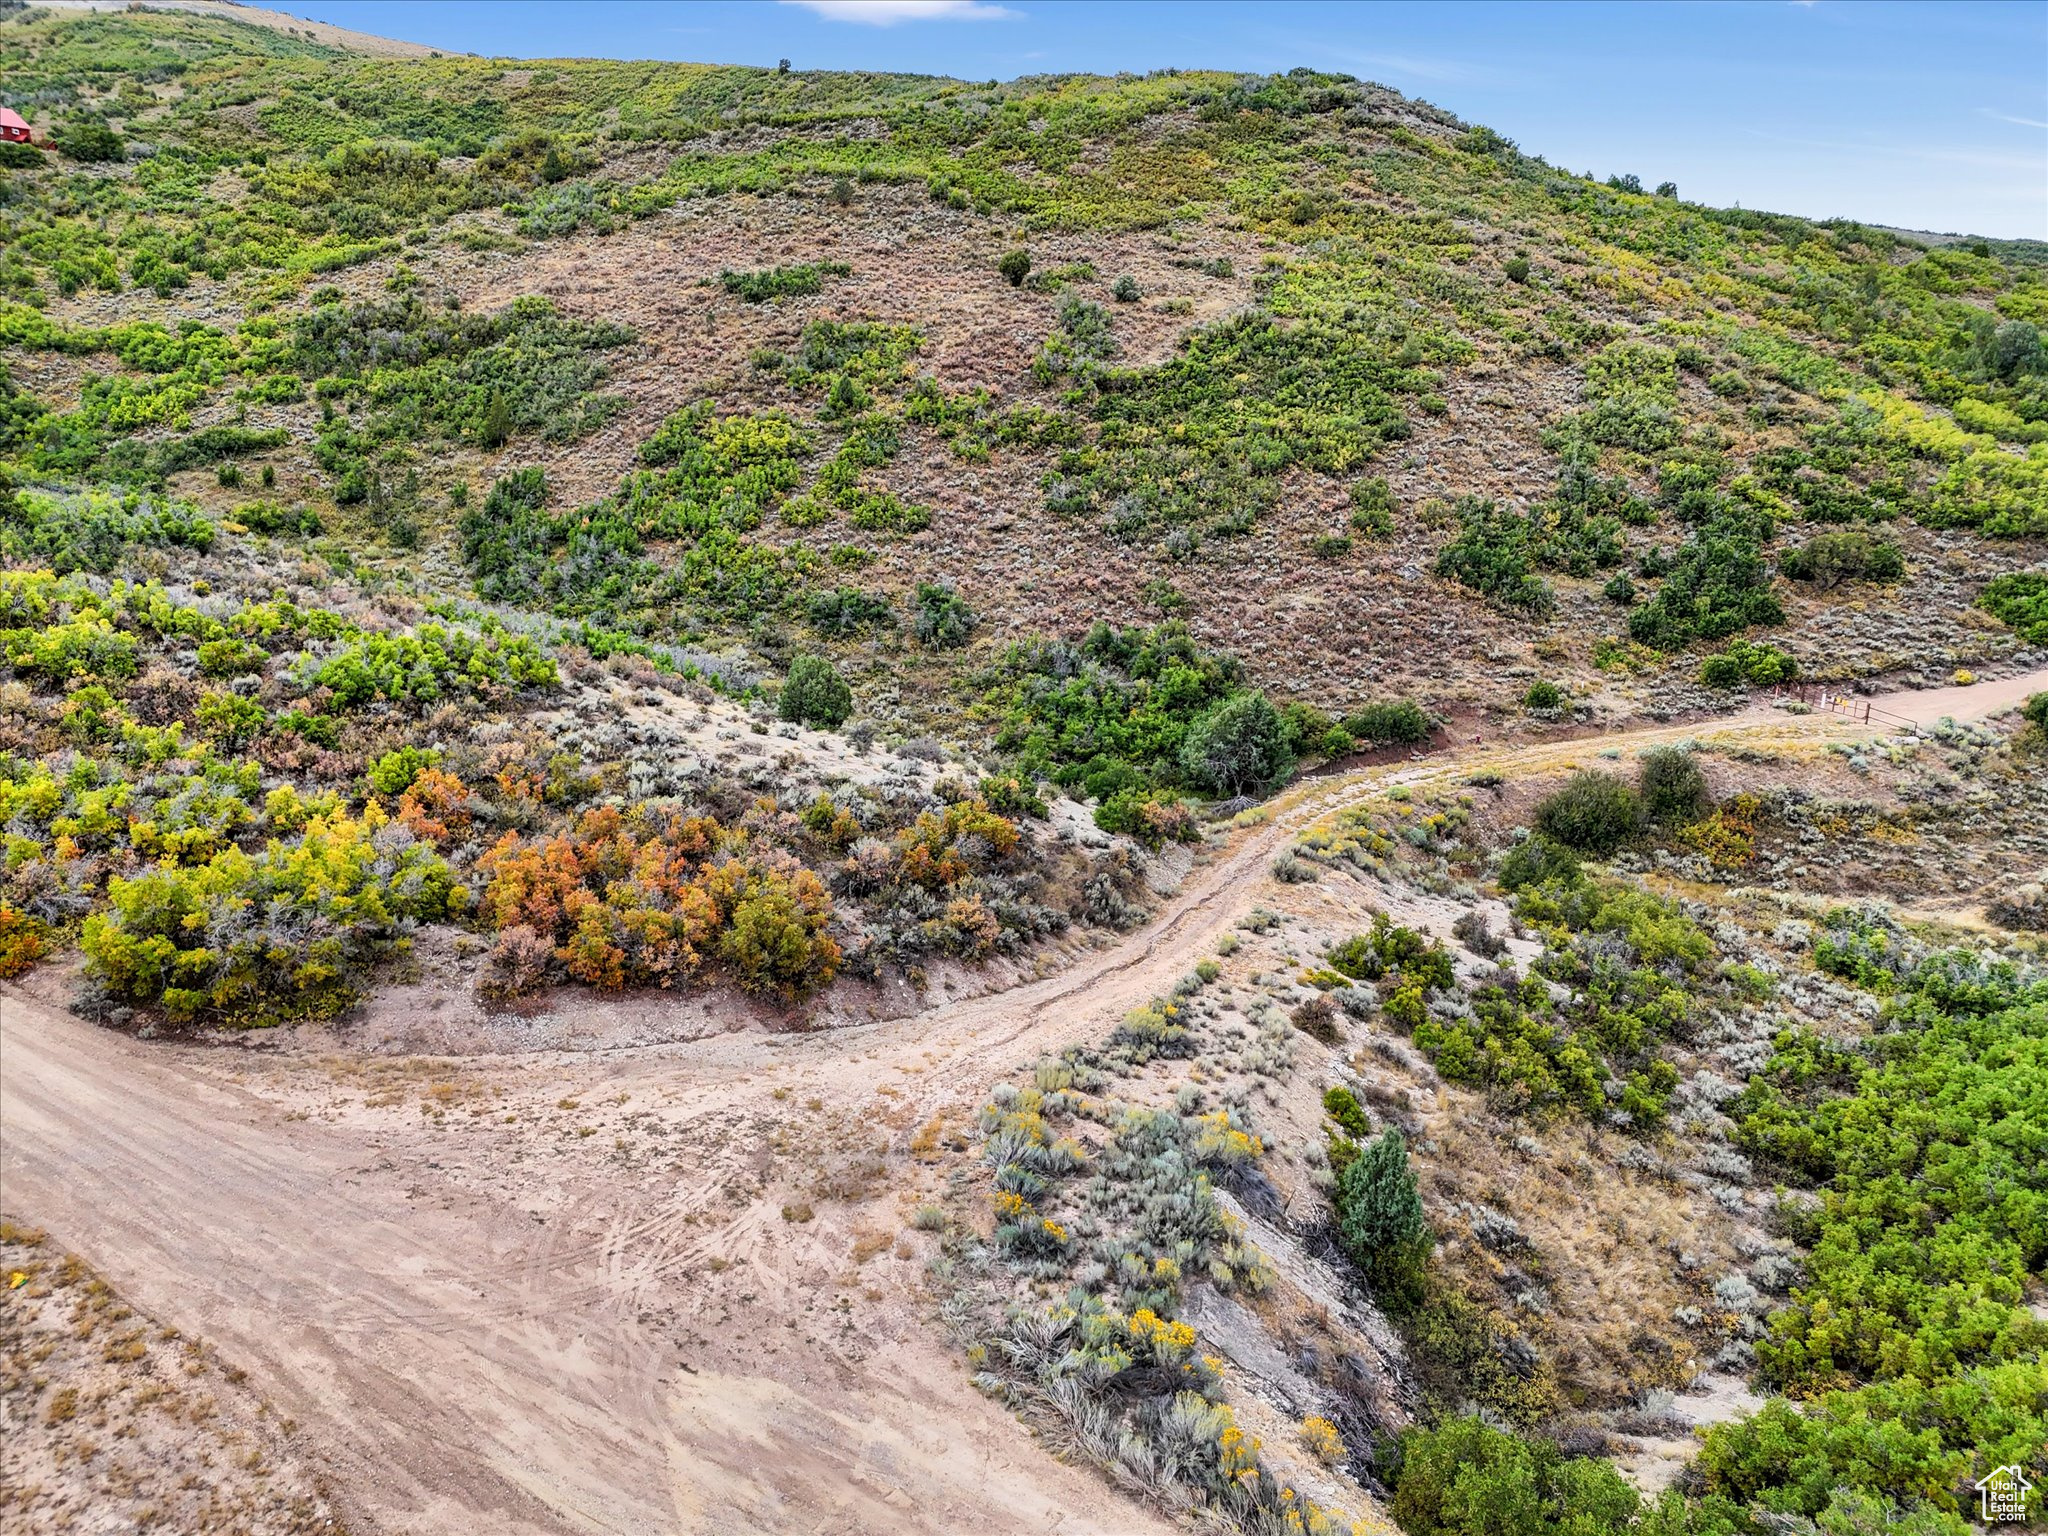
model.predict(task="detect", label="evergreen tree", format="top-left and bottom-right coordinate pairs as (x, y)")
top-left (1334, 1129), bottom-right (1430, 1308)
top-left (779, 654), bottom-right (852, 728)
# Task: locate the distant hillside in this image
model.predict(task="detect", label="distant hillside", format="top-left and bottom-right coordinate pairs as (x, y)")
top-left (1, 0), bottom-right (2045, 1017)
top-left (1872, 225), bottom-right (2048, 266)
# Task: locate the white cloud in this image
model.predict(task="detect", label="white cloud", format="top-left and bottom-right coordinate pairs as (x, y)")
top-left (1293, 39), bottom-right (1515, 88)
top-left (1981, 109), bottom-right (2048, 131)
top-left (781, 0), bottom-right (1019, 25)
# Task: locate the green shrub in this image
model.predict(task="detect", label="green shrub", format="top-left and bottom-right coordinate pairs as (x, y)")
top-left (1409, 880), bottom-right (1702, 1125)
top-left (1333, 1130), bottom-right (1430, 1310)
top-left (1111, 274), bottom-right (1139, 302)
top-left (1045, 309), bottom-right (1419, 539)
top-left (80, 813), bottom-right (456, 1025)
top-left (1639, 745), bottom-right (1709, 823)
top-left (1349, 476), bottom-right (1396, 538)
top-left (195, 690), bottom-right (266, 748)
top-left (1179, 690), bottom-right (1294, 796)
top-left (1504, 255), bottom-right (1531, 283)
top-left (1533, 772), bottom-right (1644, 856)
top-left (1403, 1286), bottom-right (1561, 1426)
top-left (1392, 1418), bottom-right (1640, 1536)
top-left (807, 585), bottom-right (893, 636)
top-left (1278, 702), bottom-right (1333, 757)
top-left (293, 295), bottom-right (629, 489)
top-left (148, 423), bottom-right (290, 479)
top-left (998, 249), bottom-right (1031, 286)
top-left (1696, 1390), bottom-right (2009, 1530)
top-left (1699, 638), bottom-right (1796, 688)
top-left (1326, 915), bottom-right (1455, 990)
top-left (979, 774), bottom-right (1047, 819)
top-left (55, 121), bottom-right (124, 163)
top-left (366, 746), bottom-right (440, 796)
top-left (1524, 679), bottom-right (1564, 711)
top-left (459, 467), bottom-right (557, 605)
top-left (1978, 571), bottom-right (2048, 644)
top-left (1344, 699), bottom-right (1432, 745)
top-left (779, 653), bottom-right (853, 728)
top-left (0, 487), bottom-right (214, 574)
top-left (1033, 294), bottom-right (1117, 381)
top-left (196, 637), bottom-right (266, 679)
top-left (1322, 1085), bottom-right (1372, 1140)
top-left (1433, 497), bottom-right (1556, 615)
top-left (232, 499), bottom-right (322, 536)
top-left (718, 261), bottom-right (850, 302)
top-left (911, 582), bottom-right (976, 648)
top-left (987, 620), bottom-right (1255, 802)
top-left (715, 865), bottom-right (842, 1002)
top-left (1781, 530), bottom-right (1905, 588)
top-left (1735, 952), bottom-right (2048, 1395)
top-left (1925, 445), bottom-right (2048, 538)
top-left (1498, 834), bottom-right (1580, 892)
top-left (1628, 516), bottom-right (1783, 650)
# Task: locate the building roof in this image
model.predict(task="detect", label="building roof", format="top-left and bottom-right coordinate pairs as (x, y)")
top-left (0, 108), bottom-right (29, 130)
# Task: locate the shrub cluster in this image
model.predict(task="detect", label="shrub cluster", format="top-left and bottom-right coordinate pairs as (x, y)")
top-left (1978, 570), bottom-right (2048, 644)
top-left (1532, 771), bottom-right (1644, 856)
top-left (82, 806), bottom-right (457, 1022)
top-left (1627, 517), bottom-right (1784, 651)
top-left (1044, 310), bottom-right (1424, 540)
top-left (1779, 529), bottom-right (1904, 588)
top-left (477, 806), bottom-right (842, 1001)
top-left (1699, 639), bottom-right (1796, 689)
top-left (1384, 876), bottom-right (1704, 1127)
top-left (461, 406), bottom-right (819, 624)
top-left (718, 260), bottom-right (850, 302)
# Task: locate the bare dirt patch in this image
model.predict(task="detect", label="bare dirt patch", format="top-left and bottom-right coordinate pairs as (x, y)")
top-left (0, 1222), bottom-right (347, 1535)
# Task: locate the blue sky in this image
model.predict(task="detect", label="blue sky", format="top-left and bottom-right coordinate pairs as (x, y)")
top-left (277, 1), bottom-right (2046, 239)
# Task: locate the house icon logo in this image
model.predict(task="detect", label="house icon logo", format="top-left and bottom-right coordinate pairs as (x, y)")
top-left (1976, 1465), bottom-right (2033, 1525)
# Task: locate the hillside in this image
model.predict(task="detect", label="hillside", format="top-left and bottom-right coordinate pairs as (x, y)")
top-left (0, 7), bottom-right (2044, 1536)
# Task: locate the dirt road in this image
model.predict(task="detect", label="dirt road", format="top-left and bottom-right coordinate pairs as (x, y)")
top-left (2, 673), bottom-right (2039, 1535)
top-left (1853, 665), bottom-right (2046, 727)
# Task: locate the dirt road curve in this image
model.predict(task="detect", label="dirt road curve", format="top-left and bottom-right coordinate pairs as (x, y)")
top-left (3, 673), bottom-right (2039, 1535)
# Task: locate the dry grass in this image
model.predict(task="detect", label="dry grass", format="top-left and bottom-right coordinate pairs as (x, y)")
top-left (0, 1227), bottom-right (344, 1535)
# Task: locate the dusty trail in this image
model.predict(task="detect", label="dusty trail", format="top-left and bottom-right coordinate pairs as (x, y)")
top-left (2, 672), bottom-right (2038, 1535)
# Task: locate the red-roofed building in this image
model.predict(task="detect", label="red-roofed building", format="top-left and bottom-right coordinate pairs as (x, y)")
top-left (0, 109), bottom-right (33, 145)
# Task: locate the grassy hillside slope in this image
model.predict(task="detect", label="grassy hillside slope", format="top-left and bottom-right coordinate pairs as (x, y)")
top-left (0, 4), bottom-right (2043, 1011)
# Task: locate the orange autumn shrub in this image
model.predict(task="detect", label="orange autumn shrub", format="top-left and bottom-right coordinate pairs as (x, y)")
top-left (476, 831), bottom-right (584, 931)
top-left (699, 854), bottom-right (842, 1000)
top-left (398, 767), bottom-right (473, 846)
top-left (941, 893), bottom-right (1001, 958)
top-left (477, 810), bottom-right (836, 996)
top-left (896, 799), bottom-right (1019, 891)
top-left (799, 793), bottom-right (862, 853)
top-left (558, 881), bottom-right (717, 989)
top-left (0, 903), bottom-right (50, 978)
